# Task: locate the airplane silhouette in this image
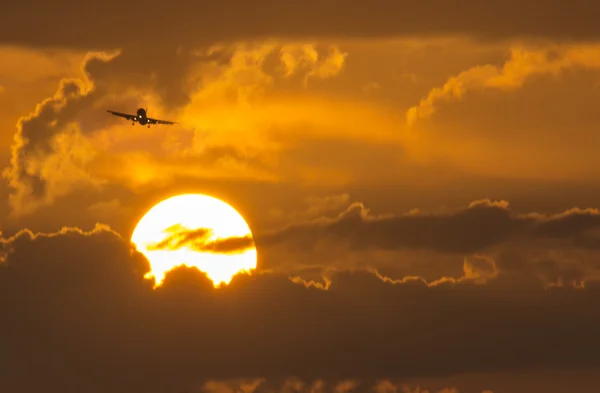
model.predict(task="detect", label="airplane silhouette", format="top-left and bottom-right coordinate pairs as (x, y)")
top-left (106, 107), bottom-right (176, 127)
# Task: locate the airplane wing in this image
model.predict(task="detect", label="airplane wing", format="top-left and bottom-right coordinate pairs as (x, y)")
top-left (147, 117), bottom-right (177, 125)
top-left (107, 110), bottom-right (136, 121)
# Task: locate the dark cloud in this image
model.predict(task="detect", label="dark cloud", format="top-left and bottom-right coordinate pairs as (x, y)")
top-left (533, 208), bottom-right (600, 237)
top-left (199, 235), bottom-right (255, 253)
top-left (2, 0), bottom-right (600, 50)
top-left (257, 199), bottom-right (600, 254)
top-left (82, 45), bottom-right (233, 111)
top-left (147, 224), bottom-right (212, 250)
top-left (147, 224), bottom-right (255, 254)
top-left (1, 225), bottom-right (600, 392)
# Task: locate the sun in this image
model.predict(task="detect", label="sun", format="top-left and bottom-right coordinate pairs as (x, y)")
top-left (131, 194), bottom-right (257, 287)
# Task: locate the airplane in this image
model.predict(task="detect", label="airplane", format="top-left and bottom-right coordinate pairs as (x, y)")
top-left (106, 107), bottom-right (177, 127)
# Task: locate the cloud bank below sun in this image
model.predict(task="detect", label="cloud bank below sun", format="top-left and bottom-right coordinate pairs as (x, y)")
top-left (2, 206), bottom-right (600, 392)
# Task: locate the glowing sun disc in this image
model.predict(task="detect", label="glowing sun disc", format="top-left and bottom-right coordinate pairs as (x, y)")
top-left (131, 194), bottom-right (257, 287)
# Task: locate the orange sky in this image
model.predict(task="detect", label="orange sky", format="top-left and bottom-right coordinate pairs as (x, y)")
top-left (2, 2), bottom-right (600, 392)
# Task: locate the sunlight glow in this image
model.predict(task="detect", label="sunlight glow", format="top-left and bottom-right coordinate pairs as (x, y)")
top-left (131, 194), bottom-right (257, 288)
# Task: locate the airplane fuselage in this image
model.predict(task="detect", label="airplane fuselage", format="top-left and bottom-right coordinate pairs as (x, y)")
top-left (136, 108), bottom-right (148, 125)
top-left (107, 107), bottom-right (175, 126)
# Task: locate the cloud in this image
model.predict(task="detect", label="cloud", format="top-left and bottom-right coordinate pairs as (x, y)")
top-left (105, 377), bottom-right (494, 393)
top-left (3, 0), bottom-right (600, 50)
top-left (361, 82), bottom-right (380, 94)
top-left (2, 51), bottom-right (119, 216)
top-left (255, 199), bottom-right (600, 286)
top-left (258, 199), bottom-right (522, 254)
top-left (279, 44), bottom-right (348, 87)
top-left (303, 194), bottom-right (351, 218)
top-left (87, 197), bottom-right (128, 219)
top-left (4, 41), bottom-right (419, 217)
top-left (0, 46), bottom-right (85, 84)
top-left (406, 44), bottom-right (600, 126)
top-left (267, 193), bottom-right (352, 224)
top-left (145, 225), bottom-right (255, 254)
top-left (258, 199), bottom-right (600, 255)
top-left (462, 254), bottom-right (499, 283)
top-left (2, 223), bottom-right (600, 392)
top-left (200, 235), bottom-right (255, 253)
top-left (146, 225), bottom-right (211, 250)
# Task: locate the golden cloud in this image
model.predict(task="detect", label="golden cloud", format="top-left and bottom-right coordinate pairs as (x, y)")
top-left (279, 43), bottom-right (348, 86)
top-left (8, 38), bottom-right (600, 218)
top-left (2, 42), bottom-right (415, 216)
top-left (406, 43), bottom-right (600, 126)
